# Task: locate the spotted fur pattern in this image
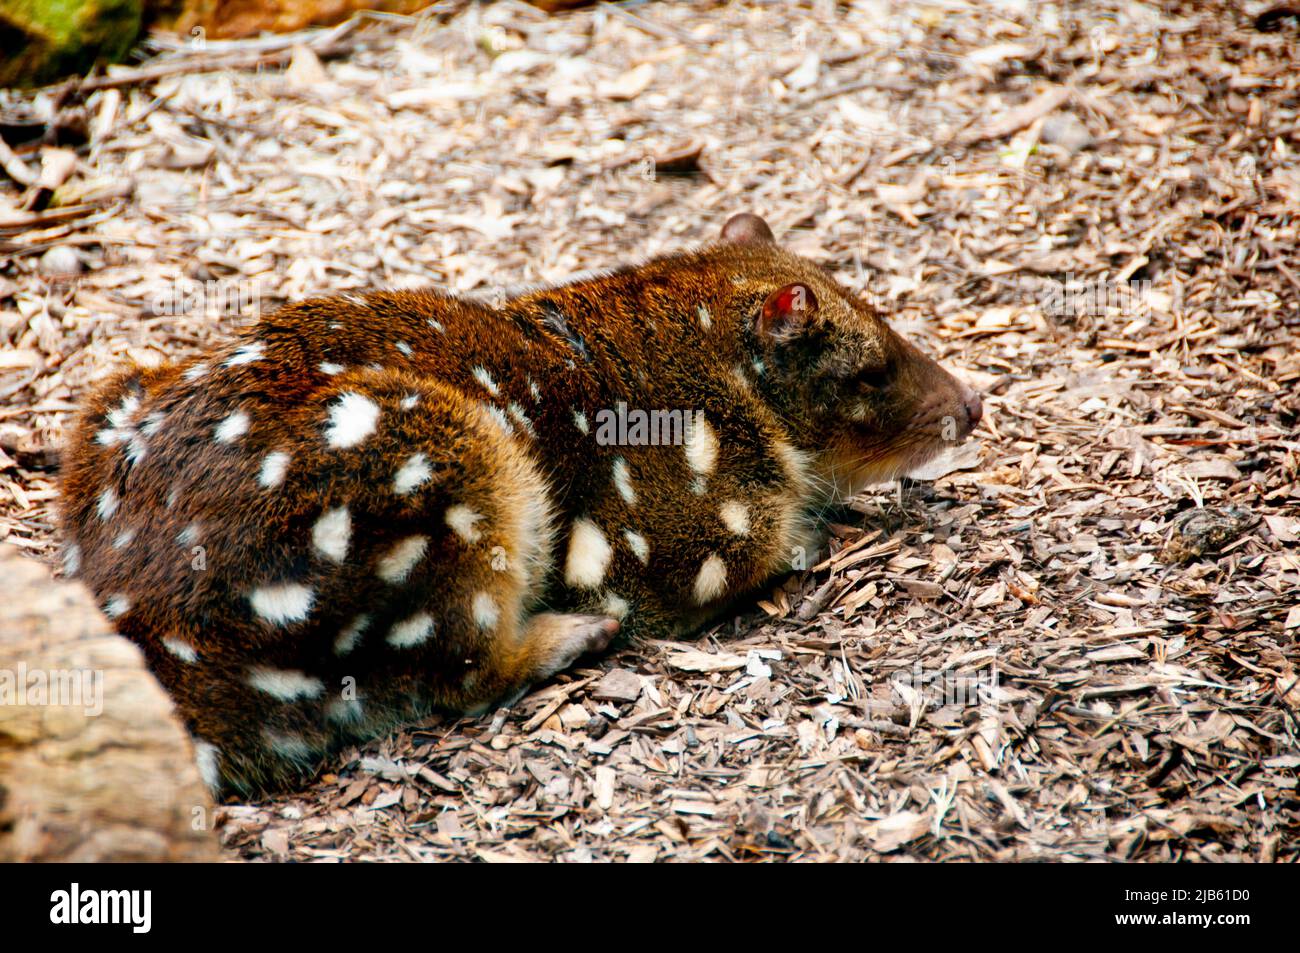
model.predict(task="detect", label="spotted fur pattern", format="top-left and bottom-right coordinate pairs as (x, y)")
top-left (60, 213), bottom-right (980, 794)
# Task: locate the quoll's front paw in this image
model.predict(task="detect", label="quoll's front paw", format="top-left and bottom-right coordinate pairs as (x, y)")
top-left (526, 612), bottom-right (620, 679)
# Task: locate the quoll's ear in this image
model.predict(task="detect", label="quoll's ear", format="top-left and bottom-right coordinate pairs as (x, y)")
top-left (758, 283), bottom-right (818, 339)
top-left (721, 212), bottom-right (775, 245)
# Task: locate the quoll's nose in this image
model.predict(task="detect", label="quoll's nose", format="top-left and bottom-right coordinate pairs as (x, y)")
top-left (963, 387), bottom-right (983, 429)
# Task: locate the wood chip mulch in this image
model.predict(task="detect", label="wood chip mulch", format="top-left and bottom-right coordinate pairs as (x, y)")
top-left (1, 0), bottom-right (1297, 862)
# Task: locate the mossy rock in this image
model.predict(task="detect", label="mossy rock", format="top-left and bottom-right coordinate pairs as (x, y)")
top-left (0, 0), bottom-right (143, 87)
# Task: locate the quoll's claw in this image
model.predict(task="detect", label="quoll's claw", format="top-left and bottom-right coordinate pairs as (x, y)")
top-left (588, 616), bottom-right (620, 653)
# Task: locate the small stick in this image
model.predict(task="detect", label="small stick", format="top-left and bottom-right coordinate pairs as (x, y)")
top-left (0, 137), bottom-right (36, 187)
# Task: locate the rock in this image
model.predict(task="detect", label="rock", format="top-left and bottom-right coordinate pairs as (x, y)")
top-left (0, 545), bottom-right (219, 862)
top-left (1040, 112), bottom-right (1094, 153)
top-left (1162, 506), bottom-right (1256, 564)
top-left (591, 668), bottom-right (643, 703)
top-left (285, 43), bottom-right (328, 91)
top-left (37, 245), bottom-right (82, 276)
top-left (0, 0), bottom-right (143, 88)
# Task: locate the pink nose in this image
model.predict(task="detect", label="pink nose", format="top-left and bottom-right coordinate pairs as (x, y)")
top-left (963, 389), bottom-right (983, 429)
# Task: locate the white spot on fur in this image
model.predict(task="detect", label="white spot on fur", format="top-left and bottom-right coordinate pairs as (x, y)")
top-left (393, 452), bottom-right (432, 495)
top-left (387, 611), bottom-right (434, 648)
top-left (689, 475), bottom-right (708, 496)
top-left (324, 392), bottom-right (380, 449)
top-left (612, 457), bottom-right (636, 505)
top-left (177, 523), bottom-right (200, 546)
top-left (395, 340), bottom-right (413, 356)
top-left (246, 666), bottom-right (325, 701)
top-left (565, 518), bottom-right (612, 589)
top-left (224, 342), bottom-right (265, 367)
top-left (107, 394), bottom-right (139, 429)
top-left (62, 543), bottom-right (81, 576)
top-left (319, 361), bottom-right (344, 375)
top-left (693, 554), bottom-right (727, 604)
top-left (183, 362), bottom-right (209, 382)
top-left (472, 592), bottom-right (500, 630)
top-left (731, 364), bottom-right (755, 393)
top-left (529, 378), bottom-right (542, 402)
top-left (140, 411), bottom-right (164, 437)
top-left (602, 592), bottom-right (629, 620)
top-left (112, 527), bottom-right (136, 549)
top-left (446, 505), bottom-right (483, 543)
top-left (482, 403), bottom-right (513, 434)
top-left (312, 506), bottom-right (351, 562)
top-left (259, 451), bottom-right (290, 488)
top-left (427, 318), bottom-right (444, 332)
top-left (774, 437), bottom-right (811, 474)
top-left (96, 487), bottom-right (119, 521)
top-left (262, 729), bottom-right (314, 761)
top-left (104, 594), bottom-right (130, 618)
top-left (400, 393), bottom-right (419, 410)
top-left (472, 366), bottom-right (500, 396)
top-left (684, 415), bottom-right (718, 474)
top-left (248, 582), bottom-right (314, 625)
top-left (573, 410), bottom-right (590, 435)
top-left (334, 614), bottom-right (370, 656)
top-left (163, 637), bottom-right (198, 663)
top-left (623, 529), bottom-right (649, 564)
top-left (97, 394), bottom-right (144, 455)
top-left (194, 741), bottom-right (219, 790)
top-left (327, 697), bottom-right (364, 724)
top-left (125, 433), bottom-right (148, 465)
top-left (720, 500), bottom-right (751, 536)
top-left (376, 534), bottom-right (429, 583)
top-left (507, 402), bottom-right (536, 437)
top-left (166, 487), bottom-right (179, 509)
top-left (214, 409), bottom-right (250, 444)
top-left (697, 304), bottom-right (712, 329)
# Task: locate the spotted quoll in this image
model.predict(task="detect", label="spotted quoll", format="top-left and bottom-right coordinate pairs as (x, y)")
top-left (60, 213), bottom-right (982, 794)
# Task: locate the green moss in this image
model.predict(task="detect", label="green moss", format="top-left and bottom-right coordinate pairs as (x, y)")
top-left (0, 0), bottom-right (143, 87)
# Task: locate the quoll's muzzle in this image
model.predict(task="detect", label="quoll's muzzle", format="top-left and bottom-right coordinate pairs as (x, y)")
top-left (960, 383), bottom-right (983, 431)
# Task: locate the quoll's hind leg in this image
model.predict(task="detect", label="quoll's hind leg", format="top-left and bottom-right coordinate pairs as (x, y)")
top-left (457, 612), bottom-right (620, 715)
top-left (515, 612), bottom-right (620, 679)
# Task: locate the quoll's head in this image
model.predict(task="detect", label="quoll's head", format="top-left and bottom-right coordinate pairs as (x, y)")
top-left (719, 213), bottom-right (983, 493)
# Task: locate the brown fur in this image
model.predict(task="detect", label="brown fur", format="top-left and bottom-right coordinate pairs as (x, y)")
top-left (60, 214), bottom-right (981, 794)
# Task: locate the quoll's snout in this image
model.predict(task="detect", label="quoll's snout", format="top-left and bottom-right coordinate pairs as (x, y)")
top-left (961, 385), bottom-right (983, 431)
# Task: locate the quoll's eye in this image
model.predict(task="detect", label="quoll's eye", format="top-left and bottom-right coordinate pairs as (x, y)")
top-left (856, 364), bottom-right (893, 391)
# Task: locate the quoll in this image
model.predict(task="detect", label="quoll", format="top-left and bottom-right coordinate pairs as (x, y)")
top-left (60, 213), bottom-right (983, 794)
